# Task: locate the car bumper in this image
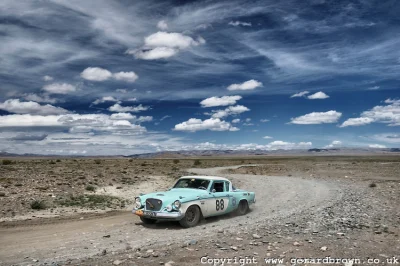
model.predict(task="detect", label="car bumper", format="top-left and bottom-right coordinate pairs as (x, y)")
top-left (133, 209), bottom-right (184, 220)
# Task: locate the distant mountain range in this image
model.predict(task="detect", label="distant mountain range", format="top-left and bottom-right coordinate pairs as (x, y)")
top-left (0, 148), bottom-right (399, 158)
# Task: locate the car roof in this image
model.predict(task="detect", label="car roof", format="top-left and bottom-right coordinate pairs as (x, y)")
top-left (179, 176), bottom-right (230, 182)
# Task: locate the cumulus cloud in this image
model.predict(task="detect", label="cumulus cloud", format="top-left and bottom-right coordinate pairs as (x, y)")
top-left (110, 113), bottom-right (153, 123)
top-left (131, 31), bottom-right (205, 60)
top-left (228, 21), bottom-right (252, 27)
top-left (174, 118), bottom-right (239, 132)
top-left (0, 113), bottom-right (147, 135)
top-left (227, 79), bottom-right (262, 91)
top-left (263, 136), bottom-right (273, 139)
top-left (232, 118), bottom-right (240, 123)
top-left (23, 93), bottom-right (58, 104)
top-left (260, 119), bottom-right (270, 122)
top-left (43, 75), bottom-right (53, 81)
top-left (108, 103), bottom-right (150, 113)
top-left (367, 86), bottom-right (380, 90)
top-left (81, 68), bottom-right (138, 83)
top-left (307, 91), bottom-right (330, 99)
top-left (211, 105), bottom-right (250, 118)
top-left (0, 99), bottom-right (69, 115)
top-left (113, 71), bottom-right (138, 82)
top-left (92, 96), bottom-right (119, 105)
top-left (290, 91), bottom-right (309, 98)
top-left (42, 83), bottom-right (76, 94)
top-left (324, 140), bottom-right (342, 148)
top-left (340, 117), bottom-right (374, 127)
top-left (80, 67), bottom-right (113, 81)
top-left (340, 99), bottom-right (400, 127)
top-left (369, 144), bottom-right (386, 148)
top-left (157, 20), bottom-right (168, 30)
top-left (200, 95), bottom-right (242, 107)
top-left (290, 110), bottom-right (342, 124)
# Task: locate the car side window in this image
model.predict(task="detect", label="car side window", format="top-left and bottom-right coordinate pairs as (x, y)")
top-left (212, 181), bottom-right (225, 192)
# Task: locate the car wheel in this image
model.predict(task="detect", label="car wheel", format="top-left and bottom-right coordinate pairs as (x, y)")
top-left (235, 200), bottom-right (249, 216)
top-left (140, 217), bottom-right (156, 224)
top-left (179, 205), bottom-right (201, 228)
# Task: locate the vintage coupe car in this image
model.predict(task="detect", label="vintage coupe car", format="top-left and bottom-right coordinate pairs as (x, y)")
top-left (133, 176), bottom-right (256, 227)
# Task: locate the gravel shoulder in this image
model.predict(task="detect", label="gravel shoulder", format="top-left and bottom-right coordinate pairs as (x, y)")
top-left (0, 165), bottom-right (343, 266)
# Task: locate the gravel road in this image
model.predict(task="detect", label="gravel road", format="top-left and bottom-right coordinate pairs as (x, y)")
top-left (0, 165), bottom-right (342, 266)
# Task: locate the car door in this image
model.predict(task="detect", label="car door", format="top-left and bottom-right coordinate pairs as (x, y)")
top-left (208, 180), bottom-right (230, 216)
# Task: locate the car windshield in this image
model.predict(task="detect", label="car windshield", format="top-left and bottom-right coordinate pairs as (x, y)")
top-left (173, 178), bottom-right (210, 190)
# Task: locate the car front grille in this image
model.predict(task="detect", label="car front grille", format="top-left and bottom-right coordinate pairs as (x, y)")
top-left (145, 198), bottom-right (162, 211)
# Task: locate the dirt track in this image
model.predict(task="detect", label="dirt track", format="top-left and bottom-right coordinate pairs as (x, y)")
top-left (0, 165), bottom-right (342, 265)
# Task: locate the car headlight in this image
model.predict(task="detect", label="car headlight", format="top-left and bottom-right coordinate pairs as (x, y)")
top-left (173, 200), bottom-right (181, 209)
top-left (135, 197), bottom-right (142, 209)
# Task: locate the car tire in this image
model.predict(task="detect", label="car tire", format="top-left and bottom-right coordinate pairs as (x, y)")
top-left (140, 217), bottom-right (156, 224)
top-left (235, 200), bottom-right (249, 216)
top-left (179, 205), bottom-right (201, 228)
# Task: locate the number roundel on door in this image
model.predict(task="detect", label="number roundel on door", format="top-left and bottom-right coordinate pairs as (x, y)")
top-left (216, 199), bottom-right (224, 211)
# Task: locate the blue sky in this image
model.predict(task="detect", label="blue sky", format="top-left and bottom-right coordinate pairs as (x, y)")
top-left (0, 0), bottom-right (399, 155)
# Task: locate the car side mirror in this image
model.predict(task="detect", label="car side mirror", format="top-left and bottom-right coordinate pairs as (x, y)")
top-left (211, 189), bottom-right (216, 193)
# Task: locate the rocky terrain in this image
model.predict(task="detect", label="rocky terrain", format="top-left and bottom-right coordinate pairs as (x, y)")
top-left (0, 156), bottom-right (399, 266)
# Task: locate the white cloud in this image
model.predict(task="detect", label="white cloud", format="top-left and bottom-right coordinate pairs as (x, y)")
top-left (228, 21), bottom-right (252, 27)
top-left (0, 114), bottom-right (62, 127)
top-left (42, 83), bottom-right (76, 94)
top-left (131, 47), bottom-right (178, 60)
top-left (266, 140), bottom-right (312, 150)
top-left (81, 67), bottom-right (113, 81)
top-left (92, 96), bottom-right (119, 105)
top-left (339, 117), bottom-right (374, 127)
top-left (43, 75), bottom-right (53, 81)
top-left (113, 71), bottom-right (138, 82)
top-left (307, 91), bottom-right (330, 99)
top-left (260, 119), bottom-right (270, 122)
top-left (110, 113), bottom-right (134, 120)
top-left (200, 95), bottom-right (242, 107)
top-left (130, 31), bottom-right (205, 60)
top-left (232, 119), bottom-right (240, 123)
top-left (290, 110), bottom-right (342, 124)
top-left (23, 93), bottom-right (58, 104)
top-left (108, 103), bottom-right (150, 113)
top-left (369, 144), bottom-right (386, 148)
top-left (0, 99), bottom-right (69, 115)
top-left (227, 79), bottom-right (262, 91)
top-left (157, 20), bottom-right (168, 30)
top-left (324, 140), bottom-right (342, 148)
top-left (144, 31), bottom-right (201, 49)
top-left (174, 118), bottom-right (239, 132)
top-left (340, 99), bottom-right (400, 127)
top-left (290, 91), bottom-right (309, 98)
top-left (211, 105), bottom-right (250, 118)
top-left (263, 136), bottom-right (273, 139)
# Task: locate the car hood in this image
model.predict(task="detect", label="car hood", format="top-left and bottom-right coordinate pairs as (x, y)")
top-left (140, 188), bottom-right (208, 203)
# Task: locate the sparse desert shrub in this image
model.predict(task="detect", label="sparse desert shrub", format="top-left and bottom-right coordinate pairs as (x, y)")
top-left (30, 200), bottom-right (46, 210)
top-left (56, 159), bottom-right (61, 162)
top-left (94, 159), bottom-right (102, 164)
top-left (0, 192), bottom-right (6, 197)
top-left (193, 159), bottom-right (201, 166)
top-left (2, 159), bottom-right (13, 165)
top-left (49, 160), bottom-right (56, 164)
top-left (369, 182), bottom-right (377, 188)
top-left (129, 159), bottom-right (133, 162)
top-left (86, 185), bottom-right (96, 192)
top-left (173, 159), bottom-right (180, 164)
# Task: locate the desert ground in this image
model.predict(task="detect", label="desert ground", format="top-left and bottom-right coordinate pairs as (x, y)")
top-left (0, 156), bottom-right (399, 266)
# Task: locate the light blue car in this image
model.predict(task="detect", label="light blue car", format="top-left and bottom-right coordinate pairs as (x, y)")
top-left (133, 176), bottom-right (256, 228)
